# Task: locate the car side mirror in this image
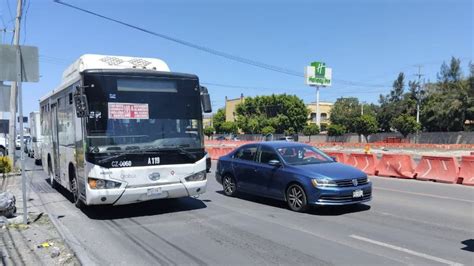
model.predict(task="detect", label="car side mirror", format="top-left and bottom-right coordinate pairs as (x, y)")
top-left (330, 156), bottom-right (337, 162)
top-left (268, 160), bottom-right (281, 167)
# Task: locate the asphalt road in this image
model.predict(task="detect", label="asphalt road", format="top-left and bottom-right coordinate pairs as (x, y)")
top-left (20, 154), bottom-right (474, 265)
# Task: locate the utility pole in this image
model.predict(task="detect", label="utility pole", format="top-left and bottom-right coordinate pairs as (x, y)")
top-left (8, 0), bottom-right (22, 165)
top-left (315, 86), bottom-right (320, 127)
top-left (10, 0), bottom-right (27, 225)
top-left (414, 65), bottom-right (424, 124)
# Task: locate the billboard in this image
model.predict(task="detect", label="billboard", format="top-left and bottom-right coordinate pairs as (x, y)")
top-left (305, 61), bottom-right (332, 86)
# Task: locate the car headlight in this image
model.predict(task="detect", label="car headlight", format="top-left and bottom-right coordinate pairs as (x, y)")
top-left (185, 170), bottom-right (207, 182)
top-left (88, 178), bottom-right (122, 189)
top-left (311, 178), bottom-right (337, 187)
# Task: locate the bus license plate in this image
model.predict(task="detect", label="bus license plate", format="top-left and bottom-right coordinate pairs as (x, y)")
top-left (353, 189), bottom-right (363, 198)
top-left (147, 187), bottom-right (162, 196)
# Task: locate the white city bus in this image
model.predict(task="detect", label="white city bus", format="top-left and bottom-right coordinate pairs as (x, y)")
top-left (40, 54), bottom-right (212, 208)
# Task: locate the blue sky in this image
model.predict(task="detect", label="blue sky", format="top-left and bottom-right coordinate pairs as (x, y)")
top-left (0, 0), bottom-right (472, 117)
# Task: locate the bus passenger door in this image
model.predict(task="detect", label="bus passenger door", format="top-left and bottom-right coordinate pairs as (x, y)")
top-left (51, 103), bottom-right (60, 180)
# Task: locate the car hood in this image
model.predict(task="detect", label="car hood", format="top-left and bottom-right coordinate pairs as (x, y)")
top-left (287, 162), bottom-right (366, 180)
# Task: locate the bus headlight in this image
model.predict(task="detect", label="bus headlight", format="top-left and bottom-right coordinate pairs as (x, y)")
top-left (185, 171), bottom-right (206, 182)
top-left (88, 178), bottom-right (122, 189)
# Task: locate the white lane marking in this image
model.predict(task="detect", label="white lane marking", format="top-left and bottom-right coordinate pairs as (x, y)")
top-left (375, 187), bottom-right (474, 203)
top-left (350, 235), bottom-right (463, 266)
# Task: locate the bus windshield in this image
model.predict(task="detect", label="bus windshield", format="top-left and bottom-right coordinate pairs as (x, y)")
top-left (83, 72), bottom-right (203, 153)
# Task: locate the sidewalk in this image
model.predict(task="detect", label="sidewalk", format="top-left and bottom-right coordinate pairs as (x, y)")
top-left (0, 171), bottom-right (79, 265)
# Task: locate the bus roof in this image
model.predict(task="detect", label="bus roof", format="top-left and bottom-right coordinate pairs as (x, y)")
top-left (40, 54), bottom-right (171, 103)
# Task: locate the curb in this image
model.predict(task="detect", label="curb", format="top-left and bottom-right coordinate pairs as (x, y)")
top-left (47, 213), bottom-right (97, 265)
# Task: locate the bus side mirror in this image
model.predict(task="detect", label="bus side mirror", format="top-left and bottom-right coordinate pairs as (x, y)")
top-left (200, 86), bottom-right (212, 113)
top-left (74, 92), bottom-right (89, 118)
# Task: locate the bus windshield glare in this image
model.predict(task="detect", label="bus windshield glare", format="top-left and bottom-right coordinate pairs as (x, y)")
top-left (83, 73), bottom-right (203, 153)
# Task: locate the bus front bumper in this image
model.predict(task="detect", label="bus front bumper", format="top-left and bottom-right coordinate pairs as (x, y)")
top-left (85, 180), bottom-right (207, 205)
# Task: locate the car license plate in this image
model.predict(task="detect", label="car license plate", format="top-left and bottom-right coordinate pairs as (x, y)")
top-left (353, 189), bottom-right (363, 198)
top-left (147, 187), bottom-right (162, 196)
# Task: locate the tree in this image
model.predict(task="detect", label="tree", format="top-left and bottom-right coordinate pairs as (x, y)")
top-left (220, 121), bottom-right (238, 135)
top-left (391, 114), bottom-right (420, 138)
top-left (302, 124), bottom-right (320, 141)
top-left (437, 57), bottom-right (462, 83)
top-left (327, 124), bottom-right (346, 141)
top-left (212, 108), bottom-right (226, 134)
top-left (329, 97), bottom-right (360, 132)
top-left (235, 94), bottom-right (309, 134)
top-left (354, 115), bottom-right (378, 143)
top-left (390, 72), bottom-right (405, 102)
top-left (261, 126), bottom-right (275, 135)
top-left (203, 126), bottom-right (215, 140)
top-left (377, 72), bottom-right (415, 132)
top-left (421, 57), bottom-right (471, 131)
top-left (284, 127), bottom-right (296, 136)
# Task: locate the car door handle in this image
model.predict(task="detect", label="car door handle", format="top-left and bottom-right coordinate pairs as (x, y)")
top-left (253, 168), bottom-right (258, 172)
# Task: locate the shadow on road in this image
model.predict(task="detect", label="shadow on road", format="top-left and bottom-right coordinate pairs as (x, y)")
top-left (461, 239), bottom-right (474, 252)
top-left (216, 190), bottom-right (371, 216)
top-left (83, 197), bottom-right (207, 220)
top-left (44, 178), bottom-right (207, 220)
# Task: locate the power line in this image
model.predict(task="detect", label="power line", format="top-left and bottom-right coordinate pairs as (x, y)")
top-left (53, 1), bottom-right (397, 89)
top-left (53, 0), bottom-right (304, 78)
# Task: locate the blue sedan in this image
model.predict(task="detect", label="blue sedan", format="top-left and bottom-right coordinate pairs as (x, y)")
top-left (215, 142), bottom-right (372, 212)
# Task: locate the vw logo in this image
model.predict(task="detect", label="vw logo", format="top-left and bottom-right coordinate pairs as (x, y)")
top-left (352, 179), bottom-right (358, 186)
top-left (149, 172), bottom-right (161, 181)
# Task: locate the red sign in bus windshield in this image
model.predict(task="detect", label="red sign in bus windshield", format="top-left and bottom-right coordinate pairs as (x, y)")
top-left (108, 102), bottom-right (149, 119)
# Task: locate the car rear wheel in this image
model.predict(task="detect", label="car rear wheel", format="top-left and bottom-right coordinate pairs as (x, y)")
top-left (222, 175), bottom-right (237, 196)
top-left (286, 184), bottom-right (308, 212)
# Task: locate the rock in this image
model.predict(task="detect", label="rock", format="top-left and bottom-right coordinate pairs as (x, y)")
top-left (50, 247), bottom-right (61, 258)
top-left (0, 192), bottom-right (16, 218)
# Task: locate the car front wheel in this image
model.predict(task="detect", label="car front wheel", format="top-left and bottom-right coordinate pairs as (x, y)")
top-left (286, 184), bottom-right (308, 212)
top-left (222, 175), bottom-right (237, 197)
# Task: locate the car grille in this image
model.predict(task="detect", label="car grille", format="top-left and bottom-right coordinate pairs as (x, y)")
top-left (319, 191), bottom-right (372, 202)
top-left (334, 177), bottom-right (368, 187)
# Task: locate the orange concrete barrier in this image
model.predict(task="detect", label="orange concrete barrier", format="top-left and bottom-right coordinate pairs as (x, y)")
top-left (459, 156), bottom-right (474, 186)
top-left (323, 151), bottom-right (348, 164)
top-left (376, 154), bottom-right (415, 179)
top-left (347, 153), bottom-right (378, 175)
top-left (414, 156), bottom-right (460, 184)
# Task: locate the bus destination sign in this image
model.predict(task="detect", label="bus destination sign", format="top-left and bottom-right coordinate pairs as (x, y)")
top-left (108, 102), bottom-right (149, 119)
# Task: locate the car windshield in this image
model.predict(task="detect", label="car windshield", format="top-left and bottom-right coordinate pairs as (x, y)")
top-left (277, 146), bottom-right (333, 165)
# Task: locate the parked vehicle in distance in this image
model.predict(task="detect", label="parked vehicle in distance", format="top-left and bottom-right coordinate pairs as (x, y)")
top-left (216, 142), bottom-right (372, 212)
top-left (0, 135), bottom-right (7, 156)
top-left (215, 136), bottom-right (226, 141)
top-left (278, 136), bottom-right (294, 142)
top-left (15, 135), bottom-right (30, 150)
top-left (29, 111), bottom-right (43, 165)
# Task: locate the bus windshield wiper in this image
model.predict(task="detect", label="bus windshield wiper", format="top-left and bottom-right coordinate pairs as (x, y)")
top-left (145, 146), bottom-right (197, 160)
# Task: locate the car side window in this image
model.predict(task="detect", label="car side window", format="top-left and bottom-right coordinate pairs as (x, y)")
top-left (234, 145), bottom-right (258, 161)
top-left (259, 146), bottom-right (280, 164)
